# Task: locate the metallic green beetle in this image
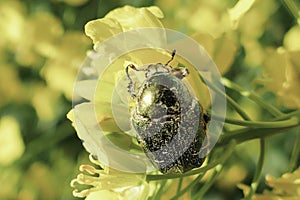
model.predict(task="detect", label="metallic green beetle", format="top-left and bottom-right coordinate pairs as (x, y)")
top-left (126, 50), bottom-right (209, 174)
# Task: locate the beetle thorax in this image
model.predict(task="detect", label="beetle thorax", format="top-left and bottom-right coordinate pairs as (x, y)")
top-left (145, 63), bottom-right (171, 78)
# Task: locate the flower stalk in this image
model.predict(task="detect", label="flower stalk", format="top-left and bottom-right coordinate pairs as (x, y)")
top-left (288, 129), bottom-right (300, 172)
top-left (245, 139), bottom-right (266, 200)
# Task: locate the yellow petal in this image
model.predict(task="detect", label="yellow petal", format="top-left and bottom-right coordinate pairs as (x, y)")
top-left (15, 12), bottom-right (63, 66)
top-left (289, 51), bottom-right (300, 72)
top-left (0, 0), bottom-right (25, 47)
top-left (0, 116), bottom-right (25, 165)
top-left (85, 190), bottom-right (118, 200)
top-left (105, 5), bottom-right (164, 30)
top-left (192, 32), bottom-right (238, 75)
top-left (260, 48), bottom-right (300, 108)
top-left (85, 6), bottom-right (164, 46)
top-left (31, 85), bottom-right (60, 121)
top-left (146, 6), bottom-right (164, 18)
top-left (265, 168), bottom-right (300, 197)
top-left (242, 38), bottom-right (265, 66)
top-left (41, 60), bottom-right (77, 100)
top-left (39, 31), bottom-right (90, 62)
top-left (0, 63), bottom-right (24, 105)
top-left (237, 0), bottom-right (277, 39)
top-left (105, 132), bottom-right (133, 151)
top-left (228, 0), bottom-right (256, 29)
top-left (67, 110), bottom-right (74, 123)
top-left (85, 18), bottom-right (122, 46)
top-left (188, 8), bottom-right (222, 37)
top-left (75, 80), bottom-right (98, 101)
top-left (95, 102), bottom-right (125, 133)
top-left (212, 34), bottom-right (238, 74)
top-left (284, 25), bottom-right (300, 51)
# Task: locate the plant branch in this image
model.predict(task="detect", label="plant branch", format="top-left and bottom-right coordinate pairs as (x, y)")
top-left (170, 173), bottom-right (205, 200)
top-left (288, 128), bottom-right (300, 172)
top-left (201, 76), bottom-right (251, 120)
top-left (192, 164), bottom-right (223, 200)
top-left (245, 139), bottom-right (266, 200)
top-left (218, 125), bottom-right (299, 147)
top-left (223, 116), bottom-right (299, 128)
top-left (221, 78), bottom-right (284, 117)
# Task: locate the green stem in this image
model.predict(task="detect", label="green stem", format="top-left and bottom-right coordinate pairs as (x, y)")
top-left (202, 77), bottom-right (251, 120)
top-left (218, 125), bottom-right (299, 147)
top-left (223, 116), bottom-right (299, 128)
top-left (281, 0), bottom-right (300, 21)
top-left (245, 139), bottom-right (266, 200)
top-left (270, 110), bottom-right (300, 121)
top-left (176, 178), bottom-right (183, 197)
top-left (151, 180), bottom-right (168, 200)
top-left (192, 164), bottom-right (223, 200)
top-left (170, 173), bottom-right (205, 200)
top-left (146, 140), bottom-right (236, 181)
top-left (221, 78), bottom-right (284, 117)
top-left (288, 128), bottom-right (300, 172)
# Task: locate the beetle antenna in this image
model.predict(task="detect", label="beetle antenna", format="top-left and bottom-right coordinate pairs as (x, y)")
top-left (165, 49), bottom-right (176, 66)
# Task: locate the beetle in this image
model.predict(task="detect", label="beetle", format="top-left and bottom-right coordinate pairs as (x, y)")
top-left (126, 50), bottom-right (209, 174)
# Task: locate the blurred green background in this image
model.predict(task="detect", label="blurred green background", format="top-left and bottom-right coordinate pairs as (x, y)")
top-left (0, 0), bottom-right (299, 199)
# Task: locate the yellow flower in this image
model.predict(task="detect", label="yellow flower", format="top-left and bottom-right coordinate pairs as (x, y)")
top-left (238, 167), bottom-right (300, 199)
top-left (41, 31), bottom-right (90, 100)
top-left (228, 0), bottom-right (256, 29)
top-left (157, 0), bottom-right (232, 37)
top-left (0, 0), bottom-right (25, 49)
top-left (0, 63), bottom-right (25, 106)
top-left (234, 0), bottom-right (278, 66)
top-left (236, 0), bottom-right (277, 39)
top-left (284, 25), bottom-right (300, 51)
top-left (71, 155), bottom-right (149, 199)
top-left (253, 22), bottom-right (300, 109)
top-left (16, 12), bottom-right (64, 66)
top-left (157, 0), bottom-right (240, 72)
top-left (0, 116), bottom-right (25, 165)
top-left (31, 85), bottom-right (60, 121)
top-left (258, 33), bottom-right (300, 109)
top-left (192, 32), bottom-right (238, 75)
top-left (85, 5), bottom-right (164, 47)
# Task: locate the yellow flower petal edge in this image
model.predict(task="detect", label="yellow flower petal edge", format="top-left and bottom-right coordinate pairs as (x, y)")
top-left (70, 154), bottom-right (147, 198)
top-left (238, 168), bottom-right (300, 198)
top-left (0, 116), bottom-right (25, 165)
top-left (283, 25), bottom-right (300, 51)
top-left (84, 18), bottom-right (122, 47)
top-left (228, 0), bottom-right (256, 29)
top-left (85, 6), bottom-right (164, 47)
